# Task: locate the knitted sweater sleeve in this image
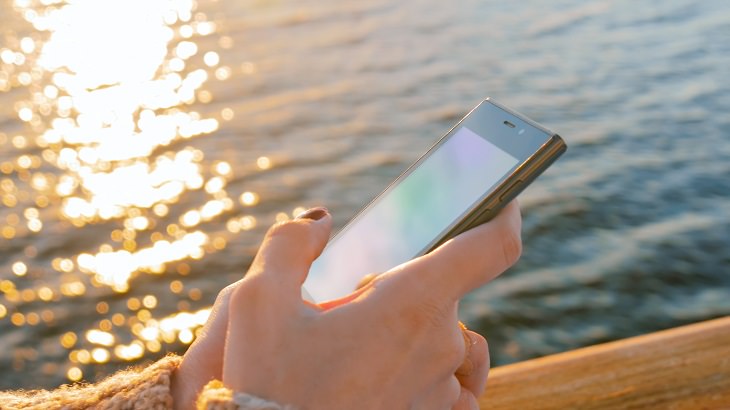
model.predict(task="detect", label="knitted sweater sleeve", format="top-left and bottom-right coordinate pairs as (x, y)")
top-left (0, 355), bottom-right (182, 409)
top-left (0, 355), bottom-right (293, 410)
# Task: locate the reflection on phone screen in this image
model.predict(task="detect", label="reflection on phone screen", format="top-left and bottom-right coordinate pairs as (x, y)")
top-left (304, 126), bottom-right (519, 301)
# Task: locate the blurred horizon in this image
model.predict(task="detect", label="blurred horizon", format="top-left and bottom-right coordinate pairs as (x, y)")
top-left (1, 0), bottom-right (729, 389)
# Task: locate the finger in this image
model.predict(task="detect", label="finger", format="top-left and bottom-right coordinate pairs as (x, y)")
top-left (456, 330), bottom-right (490, 397)
top-left (383, 201), bottom-right (521, 304)
top-left (191, 282), bottom-right (238, 344)
top-left (246, 207), bottom-right (332, 300)
top-left (451, 387), bottom-right (480, 410)
top-left (318, 279), bottom-right (375, 311)
top-left (172, 281), bottom-right (239, 403)
top-left (413, 376), bottom-right (463, 410)
top-left (316, 270), bottom-right (387, 311)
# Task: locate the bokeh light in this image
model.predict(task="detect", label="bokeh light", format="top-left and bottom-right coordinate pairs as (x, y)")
top-left (0, 0), bottom-right (287, 386)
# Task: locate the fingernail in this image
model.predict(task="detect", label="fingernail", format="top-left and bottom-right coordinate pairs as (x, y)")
top-left (295, 207), bottom-right (329, 221)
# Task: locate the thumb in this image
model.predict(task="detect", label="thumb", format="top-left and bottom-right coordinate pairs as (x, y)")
top-left (246, 207), bottom-right (332, 300)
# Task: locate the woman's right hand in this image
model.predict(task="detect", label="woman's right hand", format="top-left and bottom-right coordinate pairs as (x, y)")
top-left (222, 202), bottom-right (522, 409)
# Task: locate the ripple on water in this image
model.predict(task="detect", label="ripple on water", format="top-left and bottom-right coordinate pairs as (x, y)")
top-left (1, 0), bottom-right (729, 388)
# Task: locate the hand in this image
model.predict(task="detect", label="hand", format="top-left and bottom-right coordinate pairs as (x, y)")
top-left (171, 278), bottom-right (237, 408)
top-left (221, 202), bottom-right (521, 409)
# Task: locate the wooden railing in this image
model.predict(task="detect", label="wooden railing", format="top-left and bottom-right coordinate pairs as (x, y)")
top-left (479, 316), bottom-right (730, 409)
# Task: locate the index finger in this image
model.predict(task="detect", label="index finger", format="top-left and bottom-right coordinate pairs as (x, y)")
top-left (382, 201), bottom-right (522, 305)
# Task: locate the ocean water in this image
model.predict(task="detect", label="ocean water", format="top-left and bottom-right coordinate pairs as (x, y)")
top-left (0, 0), bottom-right (729, 389)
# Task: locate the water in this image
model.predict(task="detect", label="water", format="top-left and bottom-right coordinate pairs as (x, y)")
top-left (0, 0), bottom-right (729, 389)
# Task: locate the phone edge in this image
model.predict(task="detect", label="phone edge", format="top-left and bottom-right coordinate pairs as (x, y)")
top-left (425, 133), bottom-right (567, 253)
top-left (322, 101), bottom-right (486, 245)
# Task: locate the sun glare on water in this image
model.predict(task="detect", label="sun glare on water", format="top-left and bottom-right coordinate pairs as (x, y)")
top-left (0, 0), bottom-right (268, 384)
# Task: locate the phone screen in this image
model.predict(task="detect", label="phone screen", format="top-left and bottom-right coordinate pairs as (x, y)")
top-left (304, 125), bottom-right (520, 301)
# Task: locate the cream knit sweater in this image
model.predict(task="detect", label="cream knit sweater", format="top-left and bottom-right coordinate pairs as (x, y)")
top-left (0, 355), bottom-right (293, 410)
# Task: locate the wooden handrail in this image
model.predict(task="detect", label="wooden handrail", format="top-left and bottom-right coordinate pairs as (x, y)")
top-left (479, 316), bottom-right (730, 409)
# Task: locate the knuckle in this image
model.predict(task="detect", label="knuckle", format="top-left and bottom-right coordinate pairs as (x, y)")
top-left (403, 304), bottom-right (465, 368)
top-left (445, 348), bottom-right (466, 375)
top-left (416, 298), bottom-right (451, 330)
top-left (447, 327), bottom-right (467, 366)
top-left (228, 276), bottom-right (264, 310)
top-left (266, 220), bottom-right (304, 239)
top-left (217, 280), bottom-right (242, 302)
top-left (265, 220), bottom-right (320, 260)
top-left (395, 296), bottom-right (447, 336)
top-left (497, 221), bottom-right (522, 267)
top-left (447, 376), bottom-right (463, 406)
top-left (227, 283), bottom-right (248, 309)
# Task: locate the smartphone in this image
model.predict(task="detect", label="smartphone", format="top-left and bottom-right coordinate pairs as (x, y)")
top-left (302, 98), bottom-right (566, 302)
